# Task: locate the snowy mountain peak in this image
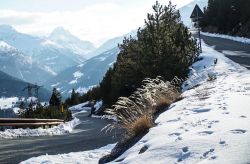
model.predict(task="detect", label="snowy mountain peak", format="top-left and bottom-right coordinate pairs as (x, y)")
top-left (0, 25), bottom-right (16, 34)
top-left (49, 27), bottom-right (75, 41)
top-left (49, 27), bottom-right (96, 58)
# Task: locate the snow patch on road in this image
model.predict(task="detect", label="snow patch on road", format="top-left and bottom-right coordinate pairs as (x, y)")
top-left (0, 118), bottom-right (80, 139)
top-left (201, 32), bottom-right (250, 44)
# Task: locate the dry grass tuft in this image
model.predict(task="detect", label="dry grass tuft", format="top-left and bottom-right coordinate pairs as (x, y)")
top-left (103, 76), bottom-right (180, 138)
top-left (127, 115), bottom-right (153, 137)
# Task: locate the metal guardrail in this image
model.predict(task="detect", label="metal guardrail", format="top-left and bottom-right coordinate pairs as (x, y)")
top-left (0, 118), bottom-right (64, 127)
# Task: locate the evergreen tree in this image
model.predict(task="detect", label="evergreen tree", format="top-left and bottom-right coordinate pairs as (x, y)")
top-left (82, 1), bottom-right (198, 106)
top-left (49, 88), bottom-right (62, 106)
top-left (18, 101), bottom-right (26, 117)
top-left (201, 0), bottom-right (250, 37)
top-left (100, 1), bottom-right (197, 105)
top-left (70, 88), bottom-right (80, 105)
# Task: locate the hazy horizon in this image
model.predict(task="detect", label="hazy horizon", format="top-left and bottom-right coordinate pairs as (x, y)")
top-left (0, 0), bottom-right (193, 46)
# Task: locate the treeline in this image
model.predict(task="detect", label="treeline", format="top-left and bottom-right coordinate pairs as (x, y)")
top-left (201, 0), bottom-right (250, 37)
top-left (79, 1), bottom-right (198, 106)
top-left (19, 88), bottom-right (72, 121)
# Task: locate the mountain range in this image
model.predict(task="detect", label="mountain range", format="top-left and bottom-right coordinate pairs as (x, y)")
top-left (0, 0), bottom-right (208, 99)
top-left (0, 70), bottom-right (50, 101)
top-left (45, 47), bottom-right (120, 97)
top-left (44, 30), bottom-right (137, 98)
top-left (0, 25), bottom-right (96, 81)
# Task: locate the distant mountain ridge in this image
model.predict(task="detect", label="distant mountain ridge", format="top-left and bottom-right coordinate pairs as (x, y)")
top-left (0, 70), bottom-right (50, 101)
top-left (44, 47), bottom-right (120, 98)
top-left (0, 41), bottom-right (54, 84)
top-left (44, 30), bottom-right (137, 98)
top-left (49, 27), bottom-right (96, 59)
top-left (88, 30), bottom-right (137, 58)
top-left (0, 25), bottom-right (97, 84)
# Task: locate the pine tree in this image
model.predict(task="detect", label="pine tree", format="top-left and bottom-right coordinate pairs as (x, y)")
top-left (49, 88), bottom-right (62, 106)
top-left (70, 88), bottom-right (80, 105)
top-left (18, 101), bottom-right (26, 117)
top-left (82, 1), bottom-right (198, 106)
top-left (201, 0), bottom-right (250, 37)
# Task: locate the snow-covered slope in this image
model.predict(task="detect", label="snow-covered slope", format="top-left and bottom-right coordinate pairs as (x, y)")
top-left (23, 42), bottom-right (250, 163)
top-left (0, 70), bottom-right (51, 100)
top-left (0, 25), bottom-right (93, 75)
top-left (0, 41), bottom-right (54, 83)
top-left (110, 42), bottom-right (250, 163)
top-left (179, 0), bottom-right (208, 27)
top-left (49, 27), bottom-right (96, 59)
top-left (44, 47), bottom-right (120, 97)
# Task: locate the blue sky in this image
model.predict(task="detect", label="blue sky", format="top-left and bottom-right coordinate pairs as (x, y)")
top-left (0, 0), bottom-right (193, 45)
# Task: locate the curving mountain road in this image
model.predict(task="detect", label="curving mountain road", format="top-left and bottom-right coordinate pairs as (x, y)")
top-left (197, 32), bottom-right (250, 69)
top-left (0, 112), bottom-right (120, 164)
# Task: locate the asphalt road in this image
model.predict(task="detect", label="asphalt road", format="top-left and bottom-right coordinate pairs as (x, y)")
top-left (0, 112), bottom-right (120, 164)
top-left (198, 32), bottom-right (250, 69)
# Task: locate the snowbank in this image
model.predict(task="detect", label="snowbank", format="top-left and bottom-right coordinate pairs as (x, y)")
top-left (0, 117), bottom-right (80, 139)
top-left (111, 42), bottom-right (250, 163)
top-left (21, 42), bottom-right (250, 163)
top-left (69, 101), bottom-right (91, 111)
top-left (201, 32), bottom-right (250, 44)
top-left (0, 97), bottom-right (19, 110)
top-left (94, 100), bottom-right (103, 112)
top-left (21, 144), bottom-right (116, 164)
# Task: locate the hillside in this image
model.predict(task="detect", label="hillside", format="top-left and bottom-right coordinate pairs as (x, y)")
top-left (0, 71), bottom-right (50, 101)
top-left (0, 41), bottom-right (54, 84)
top-left (44, 47), bottom-right (119, 97)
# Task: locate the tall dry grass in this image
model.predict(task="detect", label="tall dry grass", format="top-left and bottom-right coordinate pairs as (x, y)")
top-left (104, 76), bottom-right (180, 138)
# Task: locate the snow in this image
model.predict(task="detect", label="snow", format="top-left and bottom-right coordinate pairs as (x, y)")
top-left (20, 42), bottom-right (250, 163)
top-left (111, 42), bottom-right (250, 163)
top-left (21, 144), bottom-right (116, 164)
top-left (69, 101), bottom-right (91, 111)
top-left (201, 32), bottom-right (250, 44)
top-left (41, 40), bottom-right (62, 48)
top-left (69, 79), bottom-right (77, 84)
top-left (73, 71), bottom-right (83, 78)
top-left (75, 85), bottom-right (96, 94)
top-left (69, 71), bottom-right (84, 85)
top-left (97, 56), bottom-right (107, 61)
top-left (0, 117), bottom-right (80, 139)
top-left (42, 65), bottom-right (57, 76)
top-left (109, 61), bottom-right (115, 66)
top-left (51, 82), bottom-right (60, 87)
top-left (0, 41), bottom-right (13, 50)
top-left (27, 97), bottom-right (38, 103)
top-left (0, 97), bottom-right (19, 110)
top-left (94, 100), bottom-right (103, 112)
